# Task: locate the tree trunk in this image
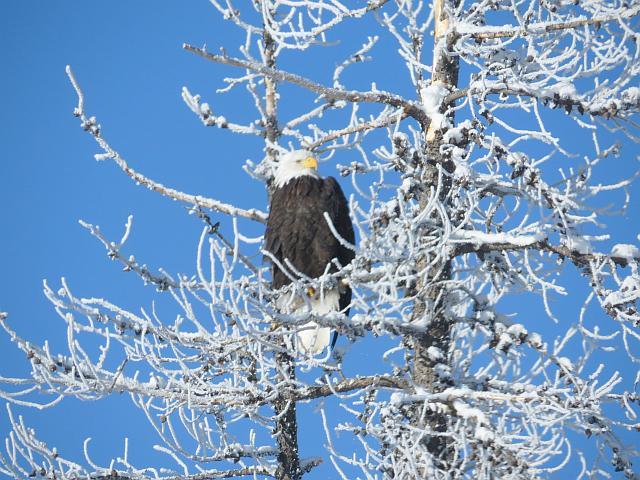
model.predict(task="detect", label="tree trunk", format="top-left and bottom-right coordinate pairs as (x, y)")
top-left (273, 352), bottom-right (301, 480)
top-left (262, 27), bottom-right (302, 480)
top-left (410, 0), bottom-right (460, 466)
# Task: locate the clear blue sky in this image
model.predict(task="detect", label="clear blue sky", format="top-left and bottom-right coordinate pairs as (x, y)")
top-left (1, 2), bottom-right (639, 478)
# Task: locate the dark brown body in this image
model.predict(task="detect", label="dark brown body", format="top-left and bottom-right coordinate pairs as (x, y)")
top-left (264, 175), bottom-right (355, 313)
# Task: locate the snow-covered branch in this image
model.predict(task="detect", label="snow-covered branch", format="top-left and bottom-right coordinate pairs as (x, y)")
top-left (451, 230), bottom-right (639, 268)
top-left (65, 66), bottom-right (267, 223)
top-left (456, 5), bottom-right (640, 40)
top-left (182, 45), bottom-right (431, 126)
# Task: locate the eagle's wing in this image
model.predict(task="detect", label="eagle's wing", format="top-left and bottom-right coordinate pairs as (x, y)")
top-left (264, 186), bottom-right (293, 289)
top-left (322, 176), bottom-right (355, 268)
top-left (321, 177), bottom-right (355, 315)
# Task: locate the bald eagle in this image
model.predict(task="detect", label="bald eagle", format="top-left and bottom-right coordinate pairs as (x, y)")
top-left (264, 150), bottom-right (355, 354)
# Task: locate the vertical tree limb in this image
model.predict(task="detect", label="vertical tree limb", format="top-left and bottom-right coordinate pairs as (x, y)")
top-left (262, 26), bottom-right (302, 480)
top-left (411, 0), bottom-right (460, 467)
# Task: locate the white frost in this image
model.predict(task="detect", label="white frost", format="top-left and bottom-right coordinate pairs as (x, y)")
top-left (563, 235), bottom-right (592, 254)
top-left (452, 399), bottom-right (488, 425)
top-left (621, 87), bottom-right (640, 107)
top-left (527, 332), bottom-right (544, 350)
top-left (543, 81), bottom-right (578, 100)
top-left (475, 426), bottom-right (495, 442)
top-left (443, 120), bottom-right (473, 144)
top-left (507, 324), bottom-right (528, 338)
top-left (557, 357), bottom-right (573, 372)
top-left (420, 83), bottom-right (450, 131)
top-left (604, 275), bottom-right (640, 307)
top-left (427, 346), bottom-right (444, 361)
top-left (611, 244), bottom-right (640, 260)
top-left (451, 230), bottom-right (545, 247)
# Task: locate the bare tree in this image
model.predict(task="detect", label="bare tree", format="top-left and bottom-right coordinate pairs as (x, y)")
top-left (2, 0), bottom-right (640, 478)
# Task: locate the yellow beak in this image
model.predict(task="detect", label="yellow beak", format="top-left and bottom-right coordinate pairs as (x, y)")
top-left (303, 156), bottom-right (318, 170)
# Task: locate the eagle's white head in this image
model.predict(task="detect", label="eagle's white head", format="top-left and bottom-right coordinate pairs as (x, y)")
top-left (274, 150), bottom-right (320, 188)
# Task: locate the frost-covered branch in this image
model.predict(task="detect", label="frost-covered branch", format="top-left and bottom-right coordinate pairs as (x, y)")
top-left (182, 86), bottom-right (264, 135)
top-left (446, 82), bottom-right (640, 119)
top-left (451, 230), bottom-right (639, 268)
top-left (307, 109), bottom-right (407, 150)
top-left (65, 66), bottom-right (267, 223)
top-left (456, 5), bottom-right (640, 40)
top-left (182, 45), bottom-right (431, 126)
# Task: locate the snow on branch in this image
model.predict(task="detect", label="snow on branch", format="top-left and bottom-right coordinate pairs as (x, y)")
top-left (451, 230), bottom-right (639, 268)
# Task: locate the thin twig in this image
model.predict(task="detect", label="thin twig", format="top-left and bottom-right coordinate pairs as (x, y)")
top-left (307, 110), bottom-right (408, 150)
